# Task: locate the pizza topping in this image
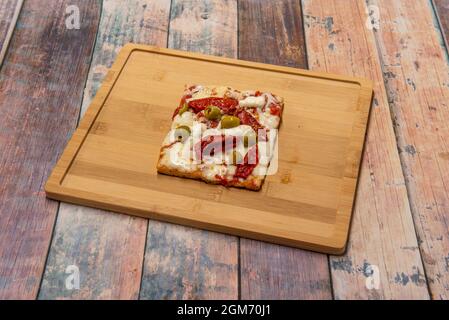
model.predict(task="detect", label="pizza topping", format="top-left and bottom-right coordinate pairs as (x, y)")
top-left (195, 135), bottom-right (239, 161)
top-left (236, 109), bottom-right (263, 133)
top-left (201, 164), bottom-right (227, 181)
top-left (160, 85), bottom-right (282, 189)
top-left (215, 174), bottom-right (231, 186)
top-left (161, 140), bottom-right (179, 151)
top-left (243, 133), bottom-right (257, 148)
top-left (172, 111), bottom-right (195, 129)
top-left (269, 103), bottom-right (282, 116)
top-left (188, 97), bottom-right (239, 114)
top-left (172, 94), bottom-right (193, 119)
top-left (234, 145), bottom-right (259, 179)
top-left (258, 111), bottom-right (280, 130)
top-left (239, 95), bottom-right (266, 109)
top-left (204, 105), bottom-right (222, 120)
top-left (208, 119), bottom-right (220, 128)
top-left (230, 150), bottom-right (244, 165)
top-left (174, 125), bottom-right (191, 142)
top-left (221, 115), bottom-right (241, 129)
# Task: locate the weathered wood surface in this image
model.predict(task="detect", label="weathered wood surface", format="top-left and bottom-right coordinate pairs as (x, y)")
top-left (371, 0), bottom-right (449, 299)
top-left (38, 0), bottom-right (171, 300)
top-left (433, 0), bottom-right (449, 50)
top-left (139, 0), bottom-right (239, 300)
top-left (303, 0), bottom-right (429, 299)
top-left (0, 0), bottom-right (23, 64)
top-left (238, 0), bottom-right (332, 300)
top-left (0, 0), bottom-right (100, 299)
top-left (2, 0), bottom-right (448, 300)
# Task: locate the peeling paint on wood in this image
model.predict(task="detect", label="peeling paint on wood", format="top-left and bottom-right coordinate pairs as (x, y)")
top-left (303, 0), bottom-right (429, 300)
top-left (370, 0), bottom-right (449, 299)
top-left (139, 0), bottom-right (239, 300)
top-left (238, 0), bottom-right (332, 300)
top-left (433, 0), bottom-right (449, 53)
top-left (38, 0), bottom-right (170, 300)
top-left (0, 0), bottom-right (100, 299)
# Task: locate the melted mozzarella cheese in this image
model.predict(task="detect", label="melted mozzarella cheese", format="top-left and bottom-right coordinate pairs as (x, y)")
top-left (253, 163), bottom-right (268, 176)
top-left (189, 86), bottom-right (228, 101)
top-left (258, 111), bottom-right (280, 129)
top-left (202, 127), bottom-right (222, 138)
top-left (239, 96), bottom-right (266, 108)
top-left (222, 125), bottom-right (254, 137)
top-left (201, 164), bottom-right (227, 181)
top-left (227, 165), bottom-right (237, 176)
top-left (160, 137), bottom-right (197, 172)
top-left (172, 111), bottom-right (195, 129)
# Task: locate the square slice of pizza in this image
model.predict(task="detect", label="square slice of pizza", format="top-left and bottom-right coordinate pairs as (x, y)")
top-left (157, 85), bottom-right (284, 191)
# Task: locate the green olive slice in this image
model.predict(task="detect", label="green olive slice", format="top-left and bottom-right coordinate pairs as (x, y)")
top-left (204, 105), bottom-right (221, 120)
top-left (174, 125), bottom-right (191, 142)
top-left (221, 115), bottom-right (240, 129)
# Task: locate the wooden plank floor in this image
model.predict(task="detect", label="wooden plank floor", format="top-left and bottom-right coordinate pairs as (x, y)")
top-left (0, 0), bottom-right (448, 299)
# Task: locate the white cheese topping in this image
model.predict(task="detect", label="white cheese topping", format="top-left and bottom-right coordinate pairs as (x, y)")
top-left (226, 165), bottom-right (237, 177)
top-left (159, 139), bottom-right (196, 172)
top-left (239, 96), bottom-right (266, 108)
top-left (172, 111), bottom-right (195, 129)
top-left (202, 127), bottom-right (222, 138)
top-left (258, 110), bottom-right (280, 129)
top-left (222, 125), bottom-right (255, 137)
top-left (202, 164), bottom-right (228, 180)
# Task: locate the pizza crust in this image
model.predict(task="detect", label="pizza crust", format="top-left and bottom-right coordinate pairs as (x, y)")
top-left (157, 163), bottom-right (263, 191)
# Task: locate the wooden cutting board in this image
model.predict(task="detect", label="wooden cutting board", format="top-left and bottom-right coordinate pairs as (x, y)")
top-left (45, 44), bottom-right (373, 254)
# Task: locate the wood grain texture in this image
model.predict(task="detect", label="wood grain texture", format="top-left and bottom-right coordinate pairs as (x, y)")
top-left (371, 0), bottom-right (449, 299)
top-left (0, 0), bottom-right (23, 65)
top-left (38, 0), bottom-right (171, 300)
top-left (142, 221), bottom-right (238, 300)
top-left (0, 0), bottom-right (100, 299)
top-left (303, 0), bottom-right (430, 299)
top-left (168, 0), bottom-right (237, 57)
top-left (238, 0), bottom-right (332, 300)
top-left (140, 0), bottom-right (239, 300)
top-left (433, 0), bottom-right (449, 50)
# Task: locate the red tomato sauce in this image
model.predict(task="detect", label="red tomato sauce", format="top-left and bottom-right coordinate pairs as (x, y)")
top-left (269, 104), bottom-right (281, 116)
top-left (188, 97), bottom-right (239, 114)
top-left (234, 145), bottom-right (259, 179)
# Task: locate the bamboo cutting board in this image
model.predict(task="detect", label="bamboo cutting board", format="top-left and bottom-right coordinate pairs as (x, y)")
top-left (45, 44), bottom-right (373, 254)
